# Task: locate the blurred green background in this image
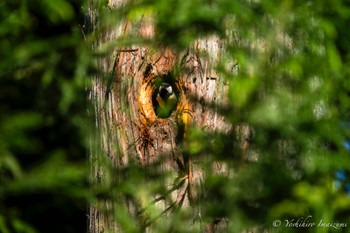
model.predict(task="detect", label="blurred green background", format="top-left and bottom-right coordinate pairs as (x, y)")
top-left (0, 0), bottom-right (90, 232)
top-left (1, 0), bottom-right (350, 232)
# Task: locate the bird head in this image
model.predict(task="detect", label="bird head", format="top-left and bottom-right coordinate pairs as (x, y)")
top-left (159, 83), bottom-right (174, 100)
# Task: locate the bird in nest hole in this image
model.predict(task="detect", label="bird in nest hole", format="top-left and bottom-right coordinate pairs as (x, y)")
top-left (155, 82), bottom-right (178, 118)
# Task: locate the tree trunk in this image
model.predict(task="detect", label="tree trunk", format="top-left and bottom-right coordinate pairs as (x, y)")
top-left (87, 1), bottom-right (237, 232)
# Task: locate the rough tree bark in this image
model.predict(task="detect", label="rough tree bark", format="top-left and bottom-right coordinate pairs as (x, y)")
top-left (87, 1), bottom-right (245, 232)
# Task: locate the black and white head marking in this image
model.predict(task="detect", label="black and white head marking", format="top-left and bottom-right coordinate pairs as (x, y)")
top-left (159, 83), bottom-right (174, 101)
top-left (155, 82), bottom-right (177, 116)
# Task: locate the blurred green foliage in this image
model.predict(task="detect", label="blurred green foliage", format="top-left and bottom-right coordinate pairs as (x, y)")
top-left (0, 0), bottom-right (91, 232)
top-left (101, 0), bottom-right (350, 232)
top-left (2, 0), bottom-right (350, 232)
